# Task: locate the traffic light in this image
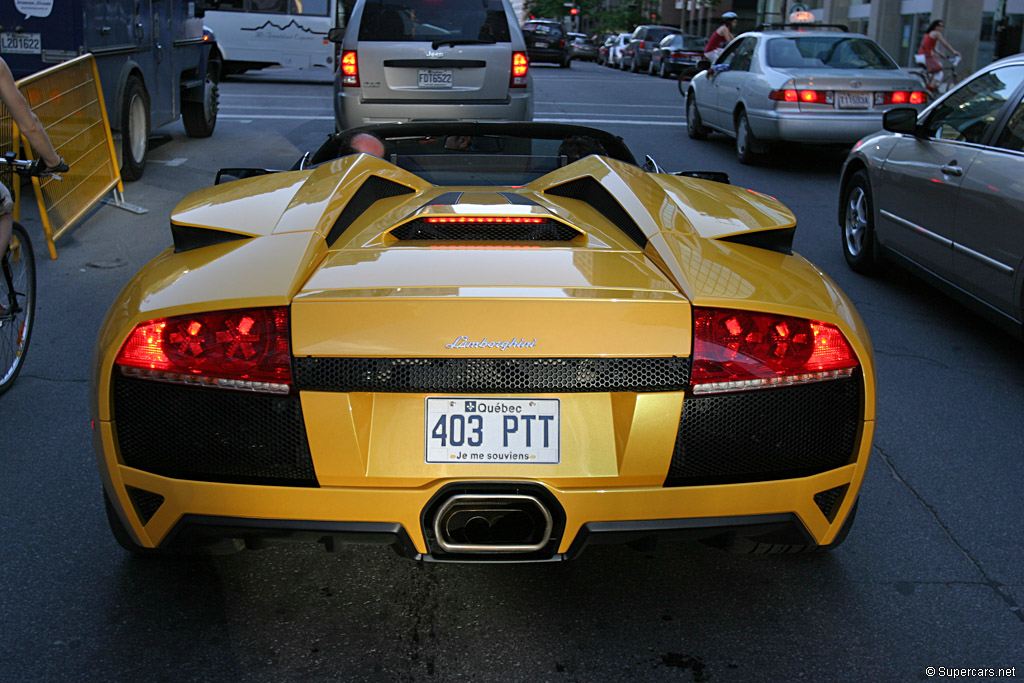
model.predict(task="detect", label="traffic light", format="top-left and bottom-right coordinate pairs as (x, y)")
top-left (569, 7), bottom-right (578, 14)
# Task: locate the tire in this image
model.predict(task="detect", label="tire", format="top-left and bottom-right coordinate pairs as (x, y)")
top-left (677, 70), bottom-right (687, 96)
top-left (659, 61), bottom-right (668, 79)
top-left (0, 223), bottom-right (35, 395)
top-left (647, 58), bottom-right (656, 75)
top-left (118, 74), bottom-right (149, 182)
top-left (182, 67), bottom-right (219, 138)
top-left (630, 56), bottom-right (639, 72)
top-left (841, 170), bottom-right (880, 274)
top-left (686, 94), bottom-right (709, 140)
top-left (708, 501), bottom-right (860, 555)
top-left (560, 55), bottom-right (571, 68)
top-left (735, 111), bottom-right (759, 164)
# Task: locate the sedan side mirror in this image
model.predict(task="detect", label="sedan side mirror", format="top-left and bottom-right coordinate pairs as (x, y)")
top-left (883, 108), bottom-right (920, 136)
top-left (327, 27), bottom-right (345, 43)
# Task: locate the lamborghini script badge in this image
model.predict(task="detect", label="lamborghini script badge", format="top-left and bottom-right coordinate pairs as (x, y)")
top-left (445, 336), bottom-right (537, 350)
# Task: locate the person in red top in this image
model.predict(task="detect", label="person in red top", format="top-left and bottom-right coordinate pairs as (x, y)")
top-left (704, 12), bottom-right (738, 63)
top-left (916, 20), bottom-right (960, 90)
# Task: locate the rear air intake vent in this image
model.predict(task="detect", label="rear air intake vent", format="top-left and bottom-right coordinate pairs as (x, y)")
top-left (327, 175), bottom-right (415, 246)
top-left (814, 485), bottom-right (849, 522)
top-left (544, 176), bottom-right (647, 248)
top-left (390, 218), bottom-right (580, 241)
top-left (126, 486), bottom-right (165, 525)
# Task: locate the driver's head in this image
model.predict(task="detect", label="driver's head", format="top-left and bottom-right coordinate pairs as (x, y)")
top-left (349, 132), bottom-right (385, 157)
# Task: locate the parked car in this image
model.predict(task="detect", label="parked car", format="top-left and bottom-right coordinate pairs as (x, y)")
top-left (522, 19), bottom-right (572, 68)
top-left (330, 0), bottom-right (533, 130)
top-left (686, 27), bottom-right (927, 163)
top-left (622, 25), bottom-right (681, 73)
top-left (649, 33), bottom-right (706, 78)
top-left (839, 54), bottom-right (1024, 337)
top-left (571, 36), bottom-right (598, 61)
top-left (603, 32), bottom-right (631, 68)
top-left (94, 120), bottom-right (874, 561)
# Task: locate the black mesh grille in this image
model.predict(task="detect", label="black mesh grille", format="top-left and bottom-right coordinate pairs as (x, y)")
top-left (294, 357), bottom-right (690, 393)
top-left (113, 375), bottom-right (318, 486)
top-left (814, 485), bottom-right (849, 522)
top-left (544, 176), bottom-right (648, 248)
top-left (666, 379), bottom-right (860, 486)
top-left (126, 486), bottom-right (165, 525)
top-left (327, 175), bottom-right (415, 245)
top-left (390, 219), bottom-right (579, 242)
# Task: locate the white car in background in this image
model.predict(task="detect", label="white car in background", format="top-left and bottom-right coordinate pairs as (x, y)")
top-left (604, 33), bottom-right (632, 68)
top-left (686, 27), bottom-right (926, 163)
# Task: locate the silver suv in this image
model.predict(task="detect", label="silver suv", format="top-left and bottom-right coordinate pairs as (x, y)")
top-left (331, 0), bottom-right (533, 131)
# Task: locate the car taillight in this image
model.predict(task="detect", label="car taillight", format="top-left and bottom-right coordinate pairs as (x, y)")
top-left (691, 307), bottom-right (858, 395)
top-left (639, 40), bottom-right (645, 49)
top-left (874, 91), bottom-right (927, 105)
top-left (341, 50), bottom-right (358, 87)
top-left (511, 52), bottom-right (528, 88)
top-left (115, 307), bottom-right (292, 395)
top-left (769, 89), bottom-right (833, 104)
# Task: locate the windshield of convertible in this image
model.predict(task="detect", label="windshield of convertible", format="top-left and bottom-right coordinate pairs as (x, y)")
top-left (765, 36), bottom-right (898, 70)
top-left (358, 0), bottom-right (511, 42)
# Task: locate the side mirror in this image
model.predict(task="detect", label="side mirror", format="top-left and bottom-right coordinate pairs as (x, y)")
top-left (674, 170), bottom-right (730, 184)
top-left (883, 107), bottom-right (920, 135)
top-left (327, 27), bottom-right (345, 43)
top-left (696, 59), bottom-right (711, 72)
top-left (215, 168), bottom-right (276, 185)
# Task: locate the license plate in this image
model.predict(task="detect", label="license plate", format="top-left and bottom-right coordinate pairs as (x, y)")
top-left (837, 92), bottom-right (871, 109)
top-left (534, 41), bottom-right (549, 48)
top-left (1, 33), bottom-right (41, 54)
top-left (425, 397), bottom-right (560, 464)
top-left (418, 69), bottom-right (452, 88)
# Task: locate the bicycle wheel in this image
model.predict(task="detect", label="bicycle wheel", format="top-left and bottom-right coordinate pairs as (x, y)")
top-left (0, 223), bottom-right (36, 394)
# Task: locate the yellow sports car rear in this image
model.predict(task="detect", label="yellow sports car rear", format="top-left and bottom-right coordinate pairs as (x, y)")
top-left (92, 123), bottom-right (874, 562)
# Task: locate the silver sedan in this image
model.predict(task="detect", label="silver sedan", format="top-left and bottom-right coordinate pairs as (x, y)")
top-left (838, 54), bottom-right (1024, 337)
top-left (686, 28), bottom-right (927, 163)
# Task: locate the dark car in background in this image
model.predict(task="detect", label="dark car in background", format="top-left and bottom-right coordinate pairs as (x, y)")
top-left (571, 36), bottom-right (599, 61)
top-left (522, 19), bottom-right (572, 68)
top-left (649, 33), bottom-right (706, 78)
top-left (622, 25), bottom-right (681, 72)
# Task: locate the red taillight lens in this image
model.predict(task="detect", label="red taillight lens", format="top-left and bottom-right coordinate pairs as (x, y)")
top-left (511, 52), bottom-right (529, 87)
top-left (341, 50), bottom-right (358, 86)
top-left (909, 91), bottom-right (926, 104)
top-left (891, 90), bottom-right (908, 103)
top-left (769, 89), bottom-right (833, 104)
top-left (875, 90), bottom-right (926, 105)
top-left (691, 308), bottom-right (858, 394)
top-left (116, 307), bottom-right (292, 394)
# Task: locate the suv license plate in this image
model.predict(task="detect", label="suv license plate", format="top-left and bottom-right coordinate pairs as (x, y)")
top-left (1, 33), bottom-right (41, 54)
top-left (418, 69), bottom-right (453, 88)
top-left (535, 41), bottom-right (549, 48)
top-left (425, 397), bottom-right (560, 464)
top-left (837, 92), bottom-right (871, 109)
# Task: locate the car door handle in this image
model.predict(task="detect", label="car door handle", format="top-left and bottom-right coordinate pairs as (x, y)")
top-left (940, 164), bottom-right (963, 176)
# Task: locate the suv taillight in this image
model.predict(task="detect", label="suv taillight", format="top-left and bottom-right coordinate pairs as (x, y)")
top-left (691, 307), bottom-right (858, 395)
top-left (341, 50), bottom-right (358, 86)
top-left (511, 52), bottom-right (528, 88)
top-left (115, 307), bottom-right (292, 394)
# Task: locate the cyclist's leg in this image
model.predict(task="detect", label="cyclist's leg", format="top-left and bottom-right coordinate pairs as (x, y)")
top-left (0, 182), bottom-right (13, 257)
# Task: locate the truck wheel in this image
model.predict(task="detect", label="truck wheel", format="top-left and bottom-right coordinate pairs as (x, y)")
top-left (183, 68), bottom-right (219, 138)
top-left (119, 75), bottom-right (149, 182)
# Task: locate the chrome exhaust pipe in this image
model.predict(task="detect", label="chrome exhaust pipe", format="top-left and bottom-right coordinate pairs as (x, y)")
top-left (433, 493), bottom-right (553, 554)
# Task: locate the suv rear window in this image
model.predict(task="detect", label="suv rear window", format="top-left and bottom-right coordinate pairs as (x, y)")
top-left (645, 28), bottom-right (677, 43)
top-left (522, 22), bottom-right (562, 37)
top-left (358, 0), bottom-right (511, 42)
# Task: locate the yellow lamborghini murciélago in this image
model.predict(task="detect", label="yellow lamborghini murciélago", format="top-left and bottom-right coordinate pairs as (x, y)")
top-left (92, 122), bottom-right (874, 562)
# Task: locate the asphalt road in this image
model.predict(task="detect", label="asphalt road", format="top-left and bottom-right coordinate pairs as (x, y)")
top-left (1, 60), bottom-right (1021, 682)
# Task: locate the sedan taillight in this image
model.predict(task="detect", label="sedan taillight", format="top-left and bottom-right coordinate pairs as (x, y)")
top-left (769, 89), bottom-right (834, 104)
top-left (115, 307), bottom-right (292, 394)
top-left (691, 307), bottom-right (858, 395)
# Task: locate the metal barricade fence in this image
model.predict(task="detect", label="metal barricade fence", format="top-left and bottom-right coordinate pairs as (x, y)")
top-left (1, 54), bottom-right (123, 259)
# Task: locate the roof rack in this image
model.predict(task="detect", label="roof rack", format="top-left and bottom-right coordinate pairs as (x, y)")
top-left (758, 23), bottom-right (849, 32)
